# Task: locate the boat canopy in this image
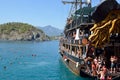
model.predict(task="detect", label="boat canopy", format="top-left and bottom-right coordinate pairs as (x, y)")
top-left (92, 0), bottom-right (120, 23)
top-left (75, 7), bottom-right (95, 15)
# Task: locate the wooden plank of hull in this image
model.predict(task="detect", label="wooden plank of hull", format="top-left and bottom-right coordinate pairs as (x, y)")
top-left (59, 50), bottom-right (96, 79)
top-left (61, 53), bottom-right (81, 75)
top-left (111, 73), bottom-right (120, 80)
top-left (80, 69), bottom-right (97, 79)
top-left (112, 76), bottom-right (120, 80)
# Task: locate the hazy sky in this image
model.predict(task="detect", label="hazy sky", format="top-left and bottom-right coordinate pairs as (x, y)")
top-left (0, 0), bottom-right (120, 29)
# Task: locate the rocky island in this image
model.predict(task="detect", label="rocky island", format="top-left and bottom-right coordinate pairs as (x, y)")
top-left (0, 22), bottom-right (49, 41)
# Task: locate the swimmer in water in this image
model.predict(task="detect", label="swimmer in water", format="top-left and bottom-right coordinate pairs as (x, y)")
top-left (4, 66), bottom-right (6, 70)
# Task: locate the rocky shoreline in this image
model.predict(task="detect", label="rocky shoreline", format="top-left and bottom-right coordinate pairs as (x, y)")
top-left (0, 31), bottom-right (49, 41)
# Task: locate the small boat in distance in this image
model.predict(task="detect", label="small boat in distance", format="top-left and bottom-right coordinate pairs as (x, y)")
top-left (59, 0), bottom-right (120, 80)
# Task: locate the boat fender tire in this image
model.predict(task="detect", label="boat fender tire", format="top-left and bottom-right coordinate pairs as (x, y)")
top-left (76, 62), bottom-right (79, 68)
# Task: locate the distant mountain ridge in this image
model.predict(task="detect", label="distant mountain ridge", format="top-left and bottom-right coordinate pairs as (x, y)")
top-left (38, 25), bottom-right (63, 36)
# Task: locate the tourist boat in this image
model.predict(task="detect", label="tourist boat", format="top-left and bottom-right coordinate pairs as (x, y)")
top-left (59, 0), bottom-right (120, 80)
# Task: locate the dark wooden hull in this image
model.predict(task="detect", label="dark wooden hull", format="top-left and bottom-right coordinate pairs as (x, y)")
top-left (80, 69), bottom-right (97, 79)
top-left (59, 50), bottom-right (95, 79)
top-left (59, 51), bottom-right (81, 75)
top-left (111, 73), bottom-right (120, 80)
top-left (59, 50), bottom-right (120, 80)
top-left (80, 69), bottom-right (120, 80)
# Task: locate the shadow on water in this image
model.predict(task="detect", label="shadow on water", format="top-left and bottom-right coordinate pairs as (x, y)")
top-left (58, 58), bottom-right (93, 80)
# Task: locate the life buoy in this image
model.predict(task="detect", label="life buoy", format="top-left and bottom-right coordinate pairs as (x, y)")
top-left (64, 58), bottom-right (67, 61)
top-left (82, 38), bottom-right (88, 45)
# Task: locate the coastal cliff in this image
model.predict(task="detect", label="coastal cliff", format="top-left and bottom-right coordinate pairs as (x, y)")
top-left (0, 22), bottom-right (49, 41)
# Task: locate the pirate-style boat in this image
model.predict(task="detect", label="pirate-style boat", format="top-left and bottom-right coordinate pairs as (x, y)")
top-left (59, 0), bottom-right (120, 80)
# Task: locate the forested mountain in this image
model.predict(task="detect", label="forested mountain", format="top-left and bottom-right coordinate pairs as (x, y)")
top-left (0, 22), bottom-right (49, 41)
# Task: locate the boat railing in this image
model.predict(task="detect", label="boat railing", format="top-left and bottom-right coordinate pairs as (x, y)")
top-left (65, 15), bottom-right (93, 31)
top-left (60, 37), bottom-right (85, 46)
top-left (60, 37), bottom-right (86, 59)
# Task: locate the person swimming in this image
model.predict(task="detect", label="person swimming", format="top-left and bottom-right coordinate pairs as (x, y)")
top-left (4, 66), bottom-right (6, 70)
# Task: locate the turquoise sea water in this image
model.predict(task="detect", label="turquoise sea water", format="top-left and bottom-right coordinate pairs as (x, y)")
top-left (0, 40), bottom-right (91, 80)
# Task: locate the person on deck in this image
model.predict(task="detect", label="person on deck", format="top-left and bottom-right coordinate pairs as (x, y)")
top-left (91, 61), bottom-right (97, 76)
top-left (72, 31), bottom-right (76, 43)
top-left (85, 57), bottom-right (93, 73)
top-left (110, 56), bottom-right (117, 73)
top-left (98, 65), bottom-right (107, 80)
top-left (76, 48), bottom-right (82, 58)
top-left (86, 41), bottom-right (94, 58)
top-left (99, 70), bottom-right (105, 80)
top-left (94, 57), bottom-right (99, 71)
top-left (107, 75), bottom-right (112, 80)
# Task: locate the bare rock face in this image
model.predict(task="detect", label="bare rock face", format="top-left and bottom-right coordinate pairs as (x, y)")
top-left (0, 22), bottom-right (49, 41)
